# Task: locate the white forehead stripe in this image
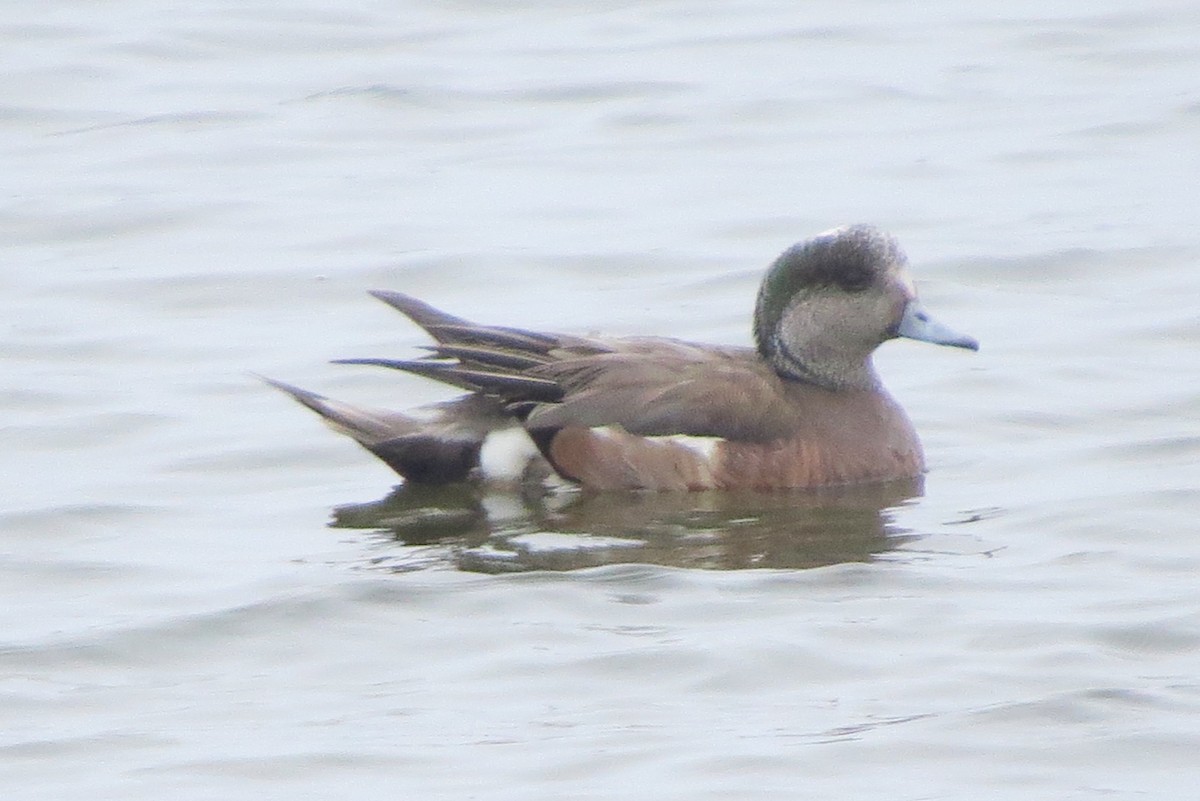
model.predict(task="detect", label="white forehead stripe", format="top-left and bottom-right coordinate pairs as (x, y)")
top-left (815, 225), bottom-right (851, 240)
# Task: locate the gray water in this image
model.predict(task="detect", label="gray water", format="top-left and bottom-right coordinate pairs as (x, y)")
top-left (3, 1), bottom-right (1199, 798)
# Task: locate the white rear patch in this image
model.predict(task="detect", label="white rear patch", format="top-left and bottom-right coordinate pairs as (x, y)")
top-left (478, 426), bottom-right (540, 482)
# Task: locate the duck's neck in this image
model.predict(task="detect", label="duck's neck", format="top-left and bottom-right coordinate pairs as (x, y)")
top-left (767, 338), bottom-right (881, 393)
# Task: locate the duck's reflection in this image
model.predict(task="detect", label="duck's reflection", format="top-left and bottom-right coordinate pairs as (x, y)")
top-left (330, 477), bottom-right (923, 573)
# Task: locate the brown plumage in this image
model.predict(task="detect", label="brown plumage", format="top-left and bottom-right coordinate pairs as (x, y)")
top-left (268, 225), bottom-right (977, 490)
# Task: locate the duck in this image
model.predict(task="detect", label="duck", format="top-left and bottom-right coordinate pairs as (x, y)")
top-left (268, 225), bottom-right (977, 491)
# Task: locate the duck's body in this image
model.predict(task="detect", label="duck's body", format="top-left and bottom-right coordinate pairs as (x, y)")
top-left (537, 383), bottom-right (922, 491)
top-left (270, 225), bottom-right (976, 491)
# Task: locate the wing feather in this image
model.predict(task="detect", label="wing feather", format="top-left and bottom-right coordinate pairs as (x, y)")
top-left (526, 343), bottom-right (802, 441)
top-left (345, 293), bottom-right (804, 443)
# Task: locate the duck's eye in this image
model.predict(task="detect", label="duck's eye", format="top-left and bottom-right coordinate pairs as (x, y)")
top-left (836, 275), bottom-right (874, 293)
top-left (829, 260), bottom-right (875, 293)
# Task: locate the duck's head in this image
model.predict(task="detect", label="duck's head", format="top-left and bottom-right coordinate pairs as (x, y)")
top-left (754, 225), bottom-right (978, 391)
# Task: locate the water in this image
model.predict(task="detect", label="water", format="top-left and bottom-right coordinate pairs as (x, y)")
top-left (3, 1), bottom-right (1199, 798)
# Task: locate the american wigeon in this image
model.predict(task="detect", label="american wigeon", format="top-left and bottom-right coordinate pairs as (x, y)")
top-left (269, 225), bottom-right (977, 491)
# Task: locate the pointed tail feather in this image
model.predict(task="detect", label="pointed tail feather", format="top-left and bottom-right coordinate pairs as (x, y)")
top-left (422, 323), bottom-right (560, 352)
top-left (330, 358), bottom-right (485, 393)
top-left (258, 375), bottom-right (419, 446)
top-left (332, 358), bottom-right (564, 402)
top-left (366, 290), bottom-right (563, 353)
top-left (367, 290), bottom-right (472, 338)
top-left (262, 375), bottom-right (530, 484)
top-left (419, 343), bottom-right (554, 371)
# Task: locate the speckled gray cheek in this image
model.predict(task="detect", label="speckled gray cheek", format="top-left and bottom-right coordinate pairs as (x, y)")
top-left (753, 227), bottom-right (900, 359)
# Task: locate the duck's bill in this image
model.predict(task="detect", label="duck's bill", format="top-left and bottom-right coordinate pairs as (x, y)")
top-left (896, 300), bottom-right (979, 351)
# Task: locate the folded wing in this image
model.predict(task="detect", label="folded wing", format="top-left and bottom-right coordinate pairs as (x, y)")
top-left (344, 293), bottom-right (802, 443)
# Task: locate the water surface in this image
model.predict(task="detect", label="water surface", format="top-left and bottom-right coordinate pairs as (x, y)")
top-left (3, 1), bottom-right (1199, 799)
